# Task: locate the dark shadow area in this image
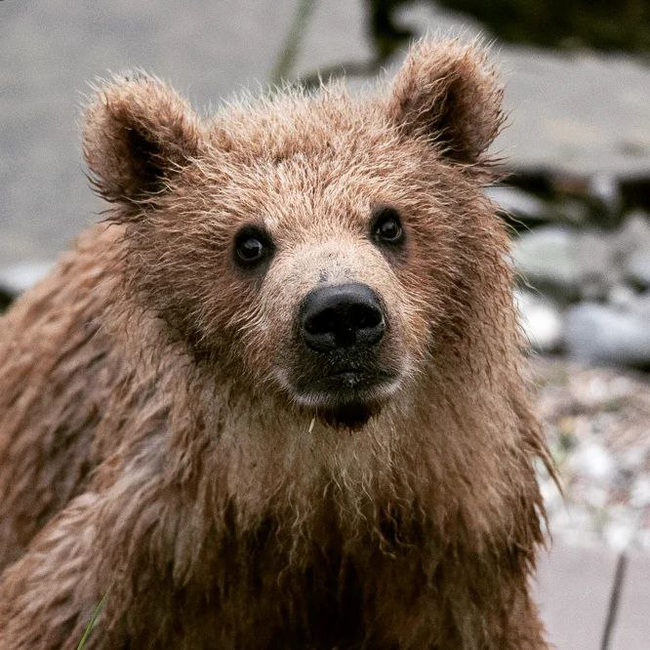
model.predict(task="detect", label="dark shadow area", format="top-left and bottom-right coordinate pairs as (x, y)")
top-left (366, 0), bottom-right (650, 62)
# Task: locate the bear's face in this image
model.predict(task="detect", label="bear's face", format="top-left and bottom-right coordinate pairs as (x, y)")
top-left (195, 110), bottom-right (435, 427)
top-left (83, 41), bottom-right (503, 428)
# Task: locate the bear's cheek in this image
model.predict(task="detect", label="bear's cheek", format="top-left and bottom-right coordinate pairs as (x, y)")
top-left (230, 294), bottom-right (297, 386)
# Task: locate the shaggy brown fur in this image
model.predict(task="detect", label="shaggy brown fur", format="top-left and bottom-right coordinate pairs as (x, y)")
top-left (0, 40), bottom-right (553, 648)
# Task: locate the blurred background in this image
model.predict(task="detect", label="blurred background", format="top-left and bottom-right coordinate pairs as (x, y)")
top-left (1, 2), bottom-right (649, 646)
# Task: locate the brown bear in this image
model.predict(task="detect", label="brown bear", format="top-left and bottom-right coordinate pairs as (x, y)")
top-left (0, 40), bottom-right (553, 648)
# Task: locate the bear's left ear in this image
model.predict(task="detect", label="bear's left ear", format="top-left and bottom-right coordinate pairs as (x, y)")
top-left (82, 72), bottom-right (204, 207)
top-left (385, 40), bottom-right (504, 164)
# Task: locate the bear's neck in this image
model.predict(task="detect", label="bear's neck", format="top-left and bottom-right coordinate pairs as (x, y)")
top-left (154, 353), bottom-right (525, 546)
top-left (105, 307), bottom-right (537, 567)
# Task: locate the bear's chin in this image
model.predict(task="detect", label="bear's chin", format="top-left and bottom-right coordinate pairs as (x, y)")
top-left (318, 401), bottom-right (380, 431)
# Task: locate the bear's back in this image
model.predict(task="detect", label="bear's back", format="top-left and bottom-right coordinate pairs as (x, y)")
top-left (0, 224), bottom-right (120, 570)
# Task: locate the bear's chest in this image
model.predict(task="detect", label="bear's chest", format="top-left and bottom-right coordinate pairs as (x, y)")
top-left (143, 513), bottom-right (437, 649)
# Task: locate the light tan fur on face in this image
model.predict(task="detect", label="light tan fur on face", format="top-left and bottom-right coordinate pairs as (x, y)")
top-left (0, 39), bottom-right (553, 648)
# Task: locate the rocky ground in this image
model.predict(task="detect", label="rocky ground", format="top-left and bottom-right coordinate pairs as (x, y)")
top-left (501, 191), bottom-right (650, 369)
top-left (532, 357), bottom-right (650, 551)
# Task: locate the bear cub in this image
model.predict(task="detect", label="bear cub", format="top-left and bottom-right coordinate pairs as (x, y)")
top-left (0, 40), bottom-right (552, 649)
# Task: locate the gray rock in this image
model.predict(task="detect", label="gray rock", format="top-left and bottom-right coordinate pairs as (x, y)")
top-left (607, 283), bottom-right (638, 309)
top-left (515, 290), bottom-right (563, 352)
top-left (626, 249), bottom-right (650, 288)
top-left (574, 231), bottom-right (614, 301)
top-left (627, 291), bottom-right (650, 318)
top-left (512, 226), bottom-right (614, 302)
top-left (613, 211), bottom-right (650, 249)
top-left (0, 260), bottom-right (55, 297)
top-left (513, 227), bottom-right (582, 299)
top-left (587, 172), bottom-right (623, 224)
top-left (486, 185), bottom-right (587, 226)
top-left (565, 302), bottom-right (650, 368)
top-left (617, 212), bottom-right (650, 288)
top-left (484, 185), bottom-right (551, 223)
top-left (553, 199), bottom-right (590, 226)
top-left (496, 50), bottom-right (650, 179)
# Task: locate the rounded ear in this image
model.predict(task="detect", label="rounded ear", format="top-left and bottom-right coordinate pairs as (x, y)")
top-left (385, 39), bottom-right (504, 164)
top-left (82, 72), bottom-right (204, 207)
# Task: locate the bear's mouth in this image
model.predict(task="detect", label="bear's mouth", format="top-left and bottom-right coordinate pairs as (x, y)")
top-left (314, 368), bottom-right (394, 389)
top-left (289, 368), bottom-right (401, 429)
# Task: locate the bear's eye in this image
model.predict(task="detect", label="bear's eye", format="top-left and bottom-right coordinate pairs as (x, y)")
top-left (233, 226), bottom-right (274, 268)
top-left (371, 205), bottom-right (404, 245)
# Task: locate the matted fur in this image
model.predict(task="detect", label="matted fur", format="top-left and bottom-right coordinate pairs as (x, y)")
top-left (0, 40), bottom-right (552, 648)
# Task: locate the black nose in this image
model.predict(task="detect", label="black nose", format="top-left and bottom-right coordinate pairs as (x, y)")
top-left (300, 282), bottom-right (386, 353)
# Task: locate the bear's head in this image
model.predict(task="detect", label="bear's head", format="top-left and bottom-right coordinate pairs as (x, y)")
top-left (84, 40), bottom-right (506, 429)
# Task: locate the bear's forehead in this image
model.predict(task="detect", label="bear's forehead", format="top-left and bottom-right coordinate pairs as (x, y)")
top-left (193, 93), bottom-right (452, 234)
top-left (205, 102), bottom-right (431, 195)
top-left (208, 140), bottom-right (426, 232)
top-left (211, 90), bottom-right (402, 164)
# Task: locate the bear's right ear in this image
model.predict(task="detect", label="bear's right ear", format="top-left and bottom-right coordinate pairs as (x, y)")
top-left (82, 73), bottom-right (204, 208)
top-left (385, 40), bottom-right (504, 165)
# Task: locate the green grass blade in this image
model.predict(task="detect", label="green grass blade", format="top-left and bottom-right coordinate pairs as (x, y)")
top-left (76, 591), bottom-right (108, 650)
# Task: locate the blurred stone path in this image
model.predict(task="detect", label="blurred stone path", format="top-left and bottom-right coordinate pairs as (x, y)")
top-left (536, 543), bottom-right (650, 649)
top-left (1, 0), bottom-right (649, 271)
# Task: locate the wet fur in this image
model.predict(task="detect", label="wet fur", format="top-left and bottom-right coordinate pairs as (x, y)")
top-left (0, 40), bottom-right (552, 648)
